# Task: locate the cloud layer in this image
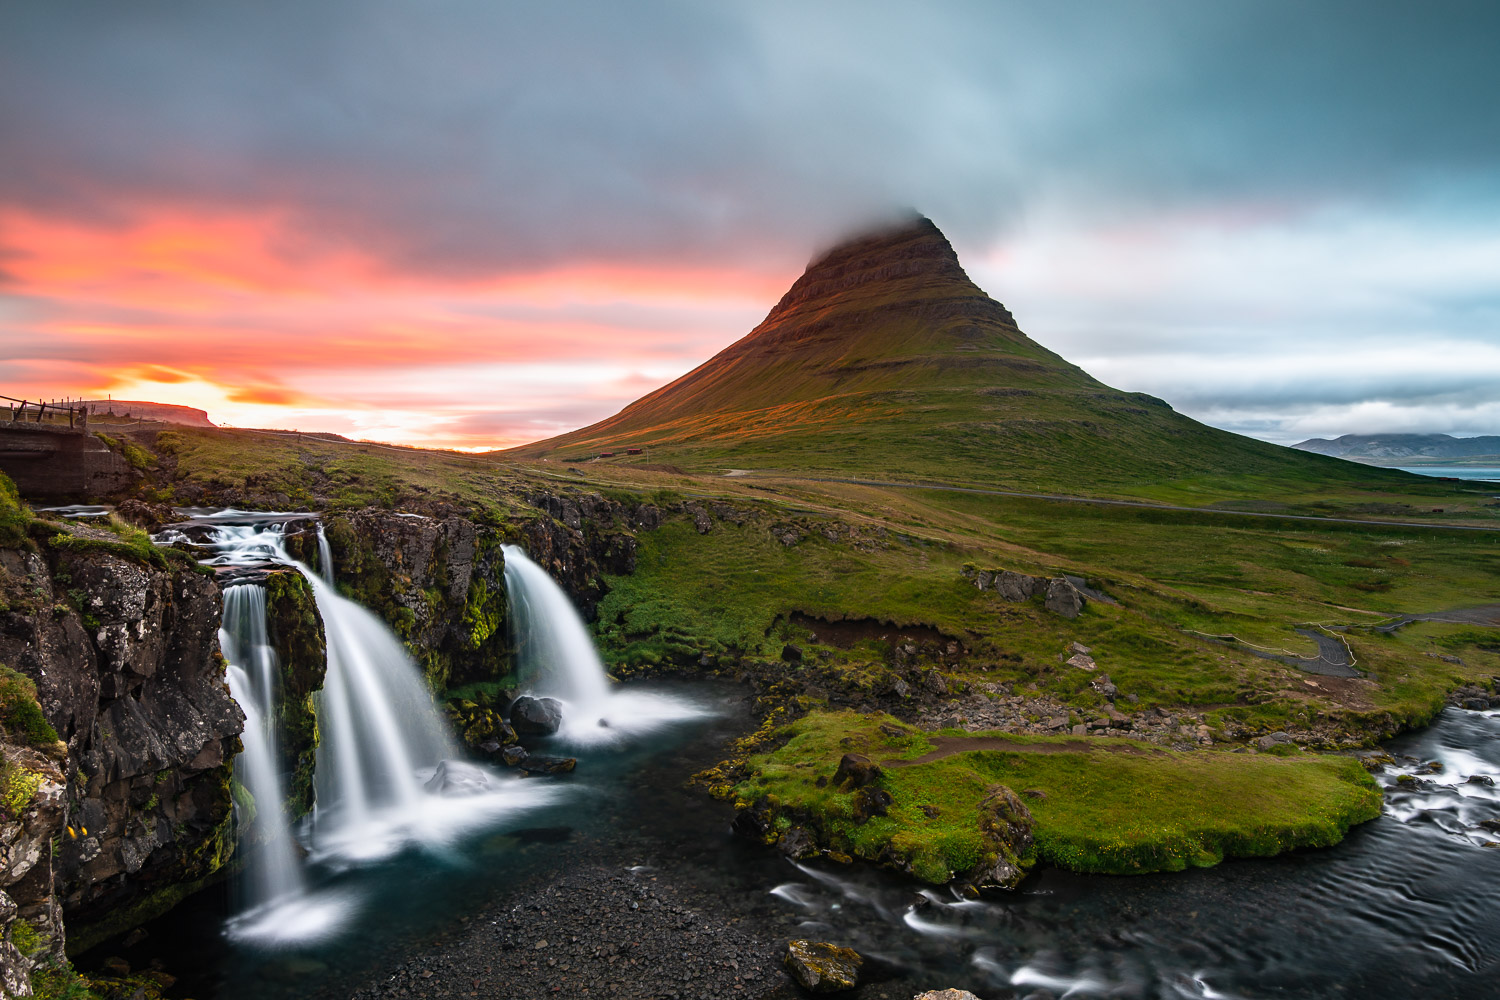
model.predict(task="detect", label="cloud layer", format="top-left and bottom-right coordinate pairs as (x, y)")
top-left (2, 1), bottom-right (1497, 447)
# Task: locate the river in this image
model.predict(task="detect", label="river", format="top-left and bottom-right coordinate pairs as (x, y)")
top-left (88, 689), bottom-right (1500, 999)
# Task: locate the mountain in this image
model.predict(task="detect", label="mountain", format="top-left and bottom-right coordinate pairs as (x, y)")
top-left (512, 215), bottom-right (1408, 497)
top-left (85, 399), bottom-right (215, 427)
top-left (1294, 433), bottom-right (1500, 462)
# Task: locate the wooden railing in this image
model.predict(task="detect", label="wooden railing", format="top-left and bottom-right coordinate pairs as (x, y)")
top-left (1, 395), bottom-right (88, 431)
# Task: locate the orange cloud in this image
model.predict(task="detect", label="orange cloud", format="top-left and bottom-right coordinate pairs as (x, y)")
top-left (0, 205), bottom-right (788, 448)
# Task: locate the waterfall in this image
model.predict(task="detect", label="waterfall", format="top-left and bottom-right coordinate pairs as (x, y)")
top-left (316, 523), bottom-right (335, 585)
top-left (304, 572), bottom-right (463, 858)
top-left (221, 585), bottom-right (305, 907)
top-left (502, 544), bottom-right (707, 745)
top-left (503, 545), bottom-right (612, 710)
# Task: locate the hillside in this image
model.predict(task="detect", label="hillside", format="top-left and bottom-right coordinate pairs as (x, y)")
top-left (511, 216), bottom-right (1413, 501)
top-left (1295, 433), bottom-right (1500, 463)
top-left (85, 399), bottom-right (215, 427)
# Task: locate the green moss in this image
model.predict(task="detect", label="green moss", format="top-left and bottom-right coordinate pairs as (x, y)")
top-left (0, 472), bottom-right (34, 549)
top-left (264, 571), bottom-right (325, 818)
top-left (11, 917), bottom-right (41, 957)
top-left (29, 961), bottom-right (101, 1000)
top-left (736, 711), bottom-right (1383, 880)
top-left (93, 432), bottom-right (153, 471)
top-left (0, 664), bottom-right (62, 751)
top-left (48, 516), bottom-right (168, 569)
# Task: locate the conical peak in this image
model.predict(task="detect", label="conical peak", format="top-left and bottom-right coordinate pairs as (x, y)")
top-left (763, 214), bottom-right (976, 322)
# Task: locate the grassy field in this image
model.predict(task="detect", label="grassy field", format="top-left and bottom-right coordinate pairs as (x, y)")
top-left (734, 711), bottom-right (1382, 880)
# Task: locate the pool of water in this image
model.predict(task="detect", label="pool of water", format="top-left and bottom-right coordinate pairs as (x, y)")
top-left (96, 697), bottom-right (1500, 999)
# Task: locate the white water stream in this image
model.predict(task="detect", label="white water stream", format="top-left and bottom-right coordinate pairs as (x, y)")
top-left (501, 544), bottom-right (707, 745)
top-left (191, 519), bottom-right (560, 945)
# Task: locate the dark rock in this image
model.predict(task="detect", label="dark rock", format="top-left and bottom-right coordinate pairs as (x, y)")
top-left (510, 696), bottom-right (563, 736)
top-left (851, 786), bottom-right (893, 823)
top-left (1464, 698), bottom-right (1490, 711)
top-left (1044, 578), bottom-right (1084, 618)
top-left (518, 755), bottom-right (577, 775)
top-left (968, 784), bottom-right (1034, 890)
top-left (500, 745), bottom-right (528, 767)
top-left (781, 644), bottom-right (803, 663)
top-left (1256, 731), bottom-right (1293, 750)
top-left (913, 992), bottom-right (982, 1000)
top-left (833, 753), bottom-right (882, 789)
top-left (776, 825), bottom-right (815, 859)
top-left (1466, 774), bottom-right (1495, 786)
top-left (783, 939), bottom-right (862, 993)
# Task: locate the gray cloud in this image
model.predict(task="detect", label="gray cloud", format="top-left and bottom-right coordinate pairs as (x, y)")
top-left (2, 0), bottom-right (1499, 442)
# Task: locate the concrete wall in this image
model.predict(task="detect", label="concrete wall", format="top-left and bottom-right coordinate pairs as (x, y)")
top-left (0, 426), bottom-right (137, 499)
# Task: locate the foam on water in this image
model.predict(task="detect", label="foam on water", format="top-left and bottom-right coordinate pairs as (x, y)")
top-left (501, 544), bottom-right (711, 746)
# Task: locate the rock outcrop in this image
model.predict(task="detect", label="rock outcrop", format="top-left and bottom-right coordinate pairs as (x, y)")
top-left (263, 570), bottom-right (326, 818)
top-left (783, 939), bottom-right (862, 993)
top-left (965, 784), bottom-right (1034, 891)
top-left (0, 727), bottom-right (68, 994)
top-left (0, 526), bottom-right (241, 948)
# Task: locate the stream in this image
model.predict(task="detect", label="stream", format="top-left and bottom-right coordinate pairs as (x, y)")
top-left (89, 510), bottom-right (1500, 998)
top-left (86, 699), bottom-right (1500, 999)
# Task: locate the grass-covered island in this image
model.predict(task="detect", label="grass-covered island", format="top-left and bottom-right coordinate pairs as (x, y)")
top-left (730, 710), bottom-right (1383, 885)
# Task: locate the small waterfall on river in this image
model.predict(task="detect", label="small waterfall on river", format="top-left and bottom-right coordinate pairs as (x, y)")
top-left (316, 523), bottom-right (335, 585)
top-left (305, 572), bottom-right (465, 859)
top-left (220, 585), bottom-right (305, 908)
top-left (502, 544), bottom-right (707, 744)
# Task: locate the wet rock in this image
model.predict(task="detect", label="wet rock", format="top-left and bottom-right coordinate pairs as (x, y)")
top-left (783, 939), bottom-right (862, 993)
top-left (833, 753), bottom-right (882, 789)
top-left (500, 745), bottom-right (528, 767)
top-left (1464, 698), bottom-right (1490, 711)
top-left (1467, 774), bottom-right (1495, 786)
top-left (424, 760), bottom-right (493, 796)
top-left (510, 696), bottom-right (563, 736)
top-left (518, 755), bottom-right (577, 775)
top-left (968, 784), bottom-right (1033, 891)
top-left (914, 991), bottom-right (982, 1000)
top-left (777, 825), bottom-right (815, 859)
top-left (1044, 578), bottom-right (1084, 618)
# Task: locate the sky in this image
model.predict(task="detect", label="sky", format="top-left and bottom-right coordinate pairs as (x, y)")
top-left (2, 0), bottom-right (1497, 450)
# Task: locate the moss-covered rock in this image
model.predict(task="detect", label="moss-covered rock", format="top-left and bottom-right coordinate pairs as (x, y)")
top-left (264, 570), bottom-right (325, 818)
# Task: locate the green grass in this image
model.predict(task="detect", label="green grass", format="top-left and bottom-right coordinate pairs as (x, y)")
top-left (737, 711), bottom-right (1382, 879)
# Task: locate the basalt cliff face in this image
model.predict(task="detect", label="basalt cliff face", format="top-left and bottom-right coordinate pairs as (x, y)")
top-left (0, 531), bottom-right (241, 953)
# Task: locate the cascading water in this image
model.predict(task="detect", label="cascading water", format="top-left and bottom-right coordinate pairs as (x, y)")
top-left (502, 544), bottom-right (707, 744)
top-left (220, 585), bottom-right (304, 907)
top-left (178, 514), bottom-right (561, 933)
top-left (316, 523), bottom-right (335, 585)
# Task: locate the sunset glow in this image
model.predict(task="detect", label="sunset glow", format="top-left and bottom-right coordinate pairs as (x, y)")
top-left (3, 208), bottom-right (785, 449)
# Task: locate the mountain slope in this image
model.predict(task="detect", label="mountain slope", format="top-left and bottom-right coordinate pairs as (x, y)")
top-left (512, 216), bottom-right (1413, 499)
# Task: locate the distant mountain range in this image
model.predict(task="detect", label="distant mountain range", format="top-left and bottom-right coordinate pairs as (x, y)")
top-left (1293, 434), bottom-right (1500, 462)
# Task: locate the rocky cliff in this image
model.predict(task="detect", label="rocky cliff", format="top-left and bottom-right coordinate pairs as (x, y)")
top-left (0, 505), bottom-right (241, 954)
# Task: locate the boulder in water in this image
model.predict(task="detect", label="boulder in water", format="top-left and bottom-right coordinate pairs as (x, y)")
top-left (913, 991), bottom-right (981, 1000)
top-left (518, 755), bottom-right (577, 775)
top-left (783, 939), bottom-right (862, 993)
top-left (423, 760), bottom-right (493, 796)
top-left (510, 695), bottom-right (564, 736)
top-left (501, 745), bottom-right (528, 767)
